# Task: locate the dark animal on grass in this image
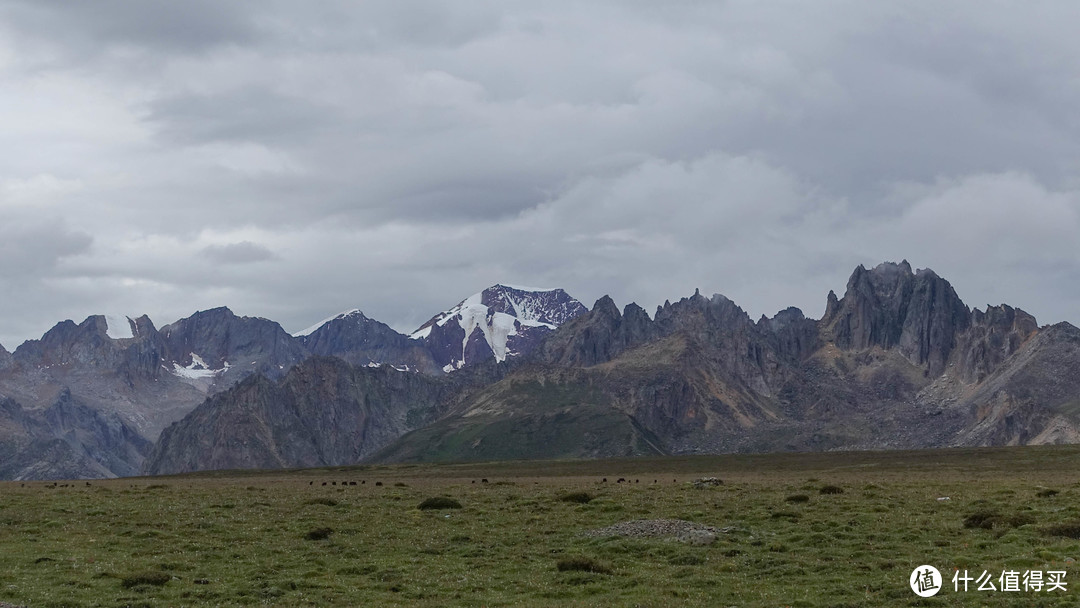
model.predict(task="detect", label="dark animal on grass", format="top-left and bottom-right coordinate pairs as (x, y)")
top-left (482, 479), bottom-right (489, 483)
top-left (375, 482), bottom-right (383, 486)
top-left (349, 481), bottom-right (357, 486)
top-left (602, 478), bottom-right (607, 483)
top-left (617, 478), bottom-right (626, 483)
top-left (322, 482), bottom-right (327, 486)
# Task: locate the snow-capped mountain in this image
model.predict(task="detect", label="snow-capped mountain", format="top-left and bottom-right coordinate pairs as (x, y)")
top-left (410, 284), bottom-right (588, 371)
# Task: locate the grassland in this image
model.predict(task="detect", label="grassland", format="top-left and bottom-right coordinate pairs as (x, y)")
top-left (3, 446), bottom-right (1080, 606)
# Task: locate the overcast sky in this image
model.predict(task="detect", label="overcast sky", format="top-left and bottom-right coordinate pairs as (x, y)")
top-left (2, 1), bottom-right (1079, 348)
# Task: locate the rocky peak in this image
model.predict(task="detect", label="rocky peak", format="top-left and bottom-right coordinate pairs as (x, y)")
top-left (160, 307), bottom-right (306, 381)
top-left (592, 295), bottom-right (621, 321)
top-left (824, 261), bottom-right (970, 375)
top-left (653, 290), bottom-right (752, 338)
top-left (759, 308), bottom-right (819, 362)
top-left (760, 307), bottom-right (806, 332)
top-left (535, 295), bottom-right (654, 367)
top-left (823, 290), bottom-right (841, 321)
top-left (954, 304), bottom-right (1040, 383)
top-left (12, 313), bottom-right (158, 369)
top-left (298, 309), bottom-right (440, 372)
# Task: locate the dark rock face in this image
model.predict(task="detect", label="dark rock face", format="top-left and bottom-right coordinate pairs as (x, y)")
top-left (145, 357), bottom-right (452, 474)
top-left (40, 389), bottom-right (152, 478)
top-left (160, 307), bottom-right (308, 382)
top-left (823, 261), bottom-right (971, 375)
top-left (300, 310), bottom-right (440, 374)
top-left (536, 296), bottom-right (658, 367)
top-left (760, 307), bottom-right (820, 363)
top-left (954, 304), bottom-right (1038, 383)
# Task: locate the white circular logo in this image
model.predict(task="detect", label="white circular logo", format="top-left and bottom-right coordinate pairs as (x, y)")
top-left (910, 565), bottom-right (942, 597)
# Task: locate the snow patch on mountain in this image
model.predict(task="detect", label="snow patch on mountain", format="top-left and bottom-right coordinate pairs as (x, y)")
top-left (103, 315), bottom-right (134, 340)
top-left (172, 353), bottom-right (230, 379)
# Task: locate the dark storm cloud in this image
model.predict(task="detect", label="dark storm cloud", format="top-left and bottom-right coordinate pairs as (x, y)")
top-left (1, 1), bottom-right (1080, 347)
top-left (1, 0), bottom-right (258, 56)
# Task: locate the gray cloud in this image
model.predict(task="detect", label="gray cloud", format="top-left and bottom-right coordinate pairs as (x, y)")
top-left (1, 1), bottom-right (1079, 347)
top-left (0, 219), bottom-right (92, 278)
top-left (200, 241), bottom-right (278, 265)
top-left (1, 0), bottom-right (257, 57)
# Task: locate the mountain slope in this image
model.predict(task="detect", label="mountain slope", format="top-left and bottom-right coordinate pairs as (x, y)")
top-left (0, 390), bottom-right (150, 480)
top-left (296, 309), bottom-right (440, 374)
top-left (144, 357), bottom-right (454, 475)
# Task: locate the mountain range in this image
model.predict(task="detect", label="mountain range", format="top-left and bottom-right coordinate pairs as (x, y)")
top-left (3, 264), bottom-right (1079, 480)
top-left (0, 285), bottom-right (585, 479)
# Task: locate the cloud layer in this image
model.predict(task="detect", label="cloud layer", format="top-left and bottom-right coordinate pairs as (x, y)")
top-left (1, 1), bottom-right (1079, 347)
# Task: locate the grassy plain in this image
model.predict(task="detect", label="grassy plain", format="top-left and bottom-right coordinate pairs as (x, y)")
top-left (2, 446), bottom-right (1080, 606)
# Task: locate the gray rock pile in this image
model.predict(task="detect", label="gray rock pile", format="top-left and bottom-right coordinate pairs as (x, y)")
top-left (583, 519), bottom-right (731, 545)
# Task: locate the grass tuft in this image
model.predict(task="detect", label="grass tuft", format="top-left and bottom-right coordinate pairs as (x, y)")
top-left (556, 557), bottom-right (613, 574)
top-left (558, 491), bottom-right (595, 504)
top-left (962, 511), bottom-right (1034, 530)
top-left (120, 571), bottom-right (171, 588)
top-left (963, 511), bottom-right (1000, 529)
top-left (1043, 521), bottom-right (1080, 539)
top-left (304, 497), bottom-right (338, 506)
top-left (1037, 488), bottom-right (1060, 498)
top-left (304, 527), bottom-right (333, 541)
top-left (418, 497), bottom-right (462, 510)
